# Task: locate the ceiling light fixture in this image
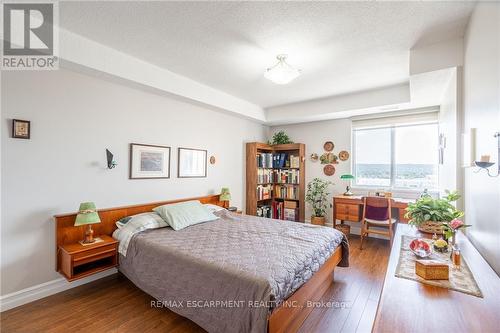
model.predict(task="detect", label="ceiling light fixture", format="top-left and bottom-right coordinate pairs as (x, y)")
top-left (264, 54), bottom-right (301, 85)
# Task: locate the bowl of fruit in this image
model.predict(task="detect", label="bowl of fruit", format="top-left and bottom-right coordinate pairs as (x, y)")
top-left (433, 239), bottom-right (449, 253)
top-left (409, 238), bottom-right (432, 258)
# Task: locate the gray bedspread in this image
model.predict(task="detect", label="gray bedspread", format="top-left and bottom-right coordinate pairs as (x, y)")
top-left (118, 210), bottom-right (349, 333)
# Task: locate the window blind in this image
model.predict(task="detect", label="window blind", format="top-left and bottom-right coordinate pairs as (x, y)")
top-left (351, 109), bottom-right (439, 129)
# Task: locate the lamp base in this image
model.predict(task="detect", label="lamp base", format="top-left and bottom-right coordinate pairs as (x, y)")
top-left (343, 186), bottom-right (354, 196)
top-left (82, 224), bottom-right (95, 244)
top-left (79, 237), bottom-right (104, 246)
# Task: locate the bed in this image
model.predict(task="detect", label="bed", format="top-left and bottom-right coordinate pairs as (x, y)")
top-left (54, 194), bottom-right (349, 333)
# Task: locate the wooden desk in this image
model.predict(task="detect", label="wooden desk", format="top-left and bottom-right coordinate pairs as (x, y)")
top-left (373, 224), bottom-right (500, 332)
top-left (332, 195), bottom-right (413, 227)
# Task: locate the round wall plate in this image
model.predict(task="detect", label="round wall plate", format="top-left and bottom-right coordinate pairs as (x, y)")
top-left (323, 164), bottom-right (336, 176)
top-left (339, 150), bottom-right (350, 161)
top-left (323, 141), bottom-right (334, 152)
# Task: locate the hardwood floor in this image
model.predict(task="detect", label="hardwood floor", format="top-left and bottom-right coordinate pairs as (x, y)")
top-left (1, 236), bottom-right (390, 333)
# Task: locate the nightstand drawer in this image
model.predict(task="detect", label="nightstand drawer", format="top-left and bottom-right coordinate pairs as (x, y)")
top-left (72, 243), bottom-right (117, 261)
top-left (73, 248), bottom-right (116, 266)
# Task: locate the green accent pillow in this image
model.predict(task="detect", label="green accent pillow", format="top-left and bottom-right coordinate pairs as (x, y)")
top-left (153, 200), bottom-right (218, 231)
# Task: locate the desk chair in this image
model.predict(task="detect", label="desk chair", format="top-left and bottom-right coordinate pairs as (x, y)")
top-left (360, 196), bottom-right (397, 250)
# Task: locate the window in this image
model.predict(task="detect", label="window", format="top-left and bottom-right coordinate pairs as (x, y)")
top-left (353, 122), bottom-right (439, 190)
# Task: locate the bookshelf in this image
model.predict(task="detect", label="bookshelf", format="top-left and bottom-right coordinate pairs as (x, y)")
top-left (246, 142), bottom-right (306, 222)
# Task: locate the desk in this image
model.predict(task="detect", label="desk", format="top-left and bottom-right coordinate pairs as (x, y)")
top-left (373, 224), bottom-right (500, 332)
top-left (332, 195), bottom-right (413, 228)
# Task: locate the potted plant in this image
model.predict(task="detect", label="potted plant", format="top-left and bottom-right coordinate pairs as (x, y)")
top-left (268, 131), bottom-right (293, 145)
top-left (405, 190), bottom-right (464, 234)
top-left (305, 178), bottom-right (333, 226)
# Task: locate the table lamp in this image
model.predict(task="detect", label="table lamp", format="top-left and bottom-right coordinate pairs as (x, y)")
top-left (220, 187), bottom-right (233, 210)
top-left (74, 202), bottom-right (101, 244)
top-left (340, 174), bottom-right (355, 196)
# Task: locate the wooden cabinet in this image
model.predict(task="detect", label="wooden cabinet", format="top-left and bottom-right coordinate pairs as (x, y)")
top-left (58, 235), bottom-right (118, 281)
top-left (334, 200), bottom-right (361, 222)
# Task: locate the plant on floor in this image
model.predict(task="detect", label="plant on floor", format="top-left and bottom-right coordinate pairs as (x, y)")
top-left (306, 178), bottom-right (333, 223)
top-left (268, 130), bottom-right (293, 145)
top-left (405, 190), bottom-right (464, 234)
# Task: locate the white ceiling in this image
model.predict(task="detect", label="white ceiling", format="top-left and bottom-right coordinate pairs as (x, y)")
top-left (59, 1), bottom-right (474, 109)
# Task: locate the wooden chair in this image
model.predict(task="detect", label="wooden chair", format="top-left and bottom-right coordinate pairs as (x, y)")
top-left (360, 196), bottom-right (396, 250)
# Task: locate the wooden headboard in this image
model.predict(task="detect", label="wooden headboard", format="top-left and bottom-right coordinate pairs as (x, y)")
top-left (54, 194), bottom-right (227, 270)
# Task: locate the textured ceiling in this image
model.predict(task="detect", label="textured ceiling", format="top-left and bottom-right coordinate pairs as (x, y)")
top-left (59, 1), bottom-right (475, 108)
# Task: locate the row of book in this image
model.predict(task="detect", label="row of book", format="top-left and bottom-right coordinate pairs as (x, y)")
top-left (272, 201), bottom-right (299, 221)
top-left (257, 205), bottom-right (272, 218)
top-left (256, 153), bottom-right (300, 169)
top-left (274, 185), bottom-right (299, 200)
top-left (257, 168), bottom-right (300, 184)
top-left (256, 184), bottom-right (272, 200)
top-left (274, 169), bottom-right (299, 184)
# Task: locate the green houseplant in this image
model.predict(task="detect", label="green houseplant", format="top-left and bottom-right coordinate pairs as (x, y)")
top-left (305, 178), bottom-right (333, 226)
top-left (269, 131), bottom-right (293, 145)
top-left (405, 190), bottom-right (464, 234)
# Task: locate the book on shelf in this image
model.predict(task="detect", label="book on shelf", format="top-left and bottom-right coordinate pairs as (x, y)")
top-left (272, 201), bottom-right (284, 220)
top-left (273, 169), bottom-right (299, 184)
top-left (257, 153), bottom-right (300, 169)
top-left (257, 168), bottom-right (273, 184)
top-left (284, 208), bottom-right (299, 222)
top-left (274, 184), bottom-right (299, 200)
top-left (257, 205), bottom-right (272, 218)
top-left (256, 184), bottom-right (272, 200)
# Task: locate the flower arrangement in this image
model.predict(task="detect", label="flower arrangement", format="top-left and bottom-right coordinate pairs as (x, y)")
top-left (443, 218), bottom-right (471, 246)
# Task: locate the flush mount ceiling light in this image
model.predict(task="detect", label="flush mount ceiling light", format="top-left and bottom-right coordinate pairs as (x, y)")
top-left (264, 54), bottom-right (301, 85)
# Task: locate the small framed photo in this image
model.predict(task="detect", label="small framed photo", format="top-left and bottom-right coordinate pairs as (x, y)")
top-left (12, 119), bottom-right (30, 139)
top-left (130, 143), bottom-right (171, 179)
top-left (178, 148), bottom-right (207, 178)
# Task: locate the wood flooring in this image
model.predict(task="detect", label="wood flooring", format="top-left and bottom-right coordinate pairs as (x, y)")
top-left (1, 236), bottom-right (390, 333)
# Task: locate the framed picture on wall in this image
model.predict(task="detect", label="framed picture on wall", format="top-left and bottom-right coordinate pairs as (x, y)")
top-left (130, 143), bottom-right (171, 179)
top-left (178, 148), bottom-right (207, 178)
top-left (12, 119), bottom-right (30, 139)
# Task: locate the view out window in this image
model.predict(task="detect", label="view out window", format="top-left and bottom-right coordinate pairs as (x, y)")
top-left (353, 123), bottom-right (439, 190)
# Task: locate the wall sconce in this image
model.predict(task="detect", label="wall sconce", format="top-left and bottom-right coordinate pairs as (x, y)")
top-left (106, 149), bottom-right (117, 169)
top-left (474, 132), bottom-right (499, 177)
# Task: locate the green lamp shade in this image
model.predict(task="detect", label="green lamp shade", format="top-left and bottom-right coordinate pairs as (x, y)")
top-left (220, 188), bottom-right (231, 201)
top-left (74, 202), bottom-right (101, 226)
top-left (340, 174), bottom-right (355, 180)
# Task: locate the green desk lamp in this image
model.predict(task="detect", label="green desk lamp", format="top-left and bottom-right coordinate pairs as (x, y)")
top-left (340, 174), bottom-right (355, 196)
top-left (74, 202), bottom-right (101, 244)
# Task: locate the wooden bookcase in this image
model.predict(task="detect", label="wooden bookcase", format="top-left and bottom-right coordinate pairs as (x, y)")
top-left (246, 142), bottom-right (306, 222)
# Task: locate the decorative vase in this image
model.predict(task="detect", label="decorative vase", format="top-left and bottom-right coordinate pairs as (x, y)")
top-left (417, 221), bottom-right (445, 234)
top-left (311, 216), bottom-right (326, 226)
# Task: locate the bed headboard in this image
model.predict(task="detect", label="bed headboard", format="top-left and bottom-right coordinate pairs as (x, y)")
top-left (54, 194), bottom-right (227, 269)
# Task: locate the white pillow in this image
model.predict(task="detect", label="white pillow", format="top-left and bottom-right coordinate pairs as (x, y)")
top-left (153, 200), bottom-right (218, 231)
top-left (204, 203), bottom-right (226, 213)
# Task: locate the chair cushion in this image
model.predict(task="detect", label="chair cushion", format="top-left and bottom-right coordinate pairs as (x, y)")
top-left (365, 218), bottom-right (397, 225)
top-left (365, 205), bottom-right (389, 220)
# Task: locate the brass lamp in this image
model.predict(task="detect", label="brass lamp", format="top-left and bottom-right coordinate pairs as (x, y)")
top-left (340, 174), bottom-right (355, 196)
top-left (74, 202), bottom-right (101, 244)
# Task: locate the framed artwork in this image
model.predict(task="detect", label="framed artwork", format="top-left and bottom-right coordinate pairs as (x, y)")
top-left (178, 148), bottom-right (207, 178)
top-left (12, 119), bottom-right (30, 139)
top-left (129, 143), bottom-right (170, 179)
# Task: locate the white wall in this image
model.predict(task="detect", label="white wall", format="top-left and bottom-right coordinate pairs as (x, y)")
top-left (463, 3), bottom-right (500, 275)
top-left (1, 69), bottom-right (267, 296)
top-left (270, 120), bottom-right (352, 226)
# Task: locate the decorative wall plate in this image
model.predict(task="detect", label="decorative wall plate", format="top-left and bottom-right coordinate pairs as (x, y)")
top-left (323, 141), bottom-right (334, 152)
top-left (320, 152), bottom-right (338, 164)
top-left (338, 150), bottom-right (350, 161)
top-left (323, 164), bottom-right (336, 176)
top-left (310, 153), bottom-right (319, 162)
top-left (209, 156), bottom-right (216, 164)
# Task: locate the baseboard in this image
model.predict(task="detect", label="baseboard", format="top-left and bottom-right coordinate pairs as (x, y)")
top-left (0, 268), bottom-right (117, 312)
